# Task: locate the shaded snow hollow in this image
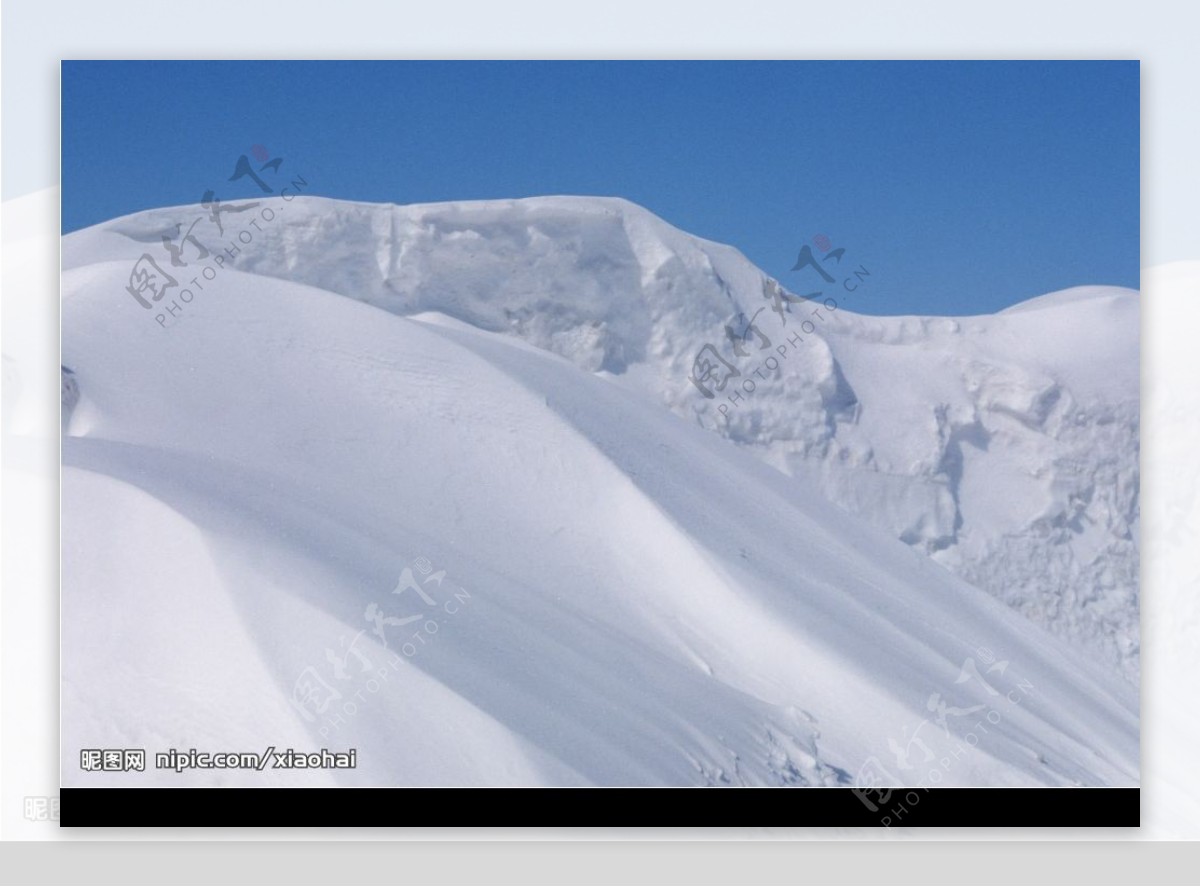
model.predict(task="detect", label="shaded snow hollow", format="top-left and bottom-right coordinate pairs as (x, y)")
top-left (60, 195), bottom-right (1137, 787)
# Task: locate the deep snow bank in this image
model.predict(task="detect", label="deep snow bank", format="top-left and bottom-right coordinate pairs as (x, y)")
top-left (59, 196), bottom-right (1139, 787)
top-left (64, 195), bottom-right (1140, 679)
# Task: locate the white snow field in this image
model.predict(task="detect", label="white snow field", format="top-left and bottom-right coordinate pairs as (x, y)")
top-left (60, 195), bottom-right (1138, 788)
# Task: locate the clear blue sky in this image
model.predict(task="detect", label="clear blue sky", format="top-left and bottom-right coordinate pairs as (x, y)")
top-left (61, 60), bottom-right (1139, 316)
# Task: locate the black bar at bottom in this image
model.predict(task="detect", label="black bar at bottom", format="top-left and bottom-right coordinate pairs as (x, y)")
top-left (60, 787), bottom-right (1139, 827)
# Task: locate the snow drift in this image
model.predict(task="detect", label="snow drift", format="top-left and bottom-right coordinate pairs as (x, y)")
top-left (60, 195), bottom-right (1138, 787)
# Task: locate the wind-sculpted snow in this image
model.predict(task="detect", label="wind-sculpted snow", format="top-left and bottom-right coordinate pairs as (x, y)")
top-left (63, 195), bottom-right (1139, 679)
top-left (60, 196), bottom-right (1139, 786)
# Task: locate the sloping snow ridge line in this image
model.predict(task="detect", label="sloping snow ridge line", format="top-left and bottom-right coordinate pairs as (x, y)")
top-left (61, 195), bottom-right (1137, 787)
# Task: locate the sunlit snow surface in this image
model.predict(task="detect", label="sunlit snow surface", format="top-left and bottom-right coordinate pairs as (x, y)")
top-left (60, 196), bottom-right (1138, 787)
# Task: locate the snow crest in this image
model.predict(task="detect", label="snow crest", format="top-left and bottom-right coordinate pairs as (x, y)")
top-left (63, 195), bottom-right (1140, 679)
top-left (60, 196), bottom-right (1139, 787)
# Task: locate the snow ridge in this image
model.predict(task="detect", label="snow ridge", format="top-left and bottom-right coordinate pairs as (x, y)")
top-left (62, 195), bottom-right (1140, 679)
top-left (59, 196), bottom-right (1139, 788)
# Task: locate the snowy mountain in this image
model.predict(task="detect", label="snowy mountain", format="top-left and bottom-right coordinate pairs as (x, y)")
top-left (60, 195), bottom-right (1138, 787)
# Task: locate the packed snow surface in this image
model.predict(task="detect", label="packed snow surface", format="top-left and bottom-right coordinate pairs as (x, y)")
top-left (60, 195), bottom-right (1138, 787)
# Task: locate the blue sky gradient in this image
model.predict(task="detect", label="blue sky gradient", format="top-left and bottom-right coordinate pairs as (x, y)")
top-left (61, 60), bottom-right (1139, 315)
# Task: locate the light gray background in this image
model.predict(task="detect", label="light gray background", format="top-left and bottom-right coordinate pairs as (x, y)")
top-left (3, 0), bottom-right (1199, 882)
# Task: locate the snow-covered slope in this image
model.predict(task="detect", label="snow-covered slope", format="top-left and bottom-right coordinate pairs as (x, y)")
top-left (744, 286), bottom-right (1140, 680)
top-left (60, 196), bottom-right (1138, 787)
top-left (64, 195), bottom-right (1140, 679)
